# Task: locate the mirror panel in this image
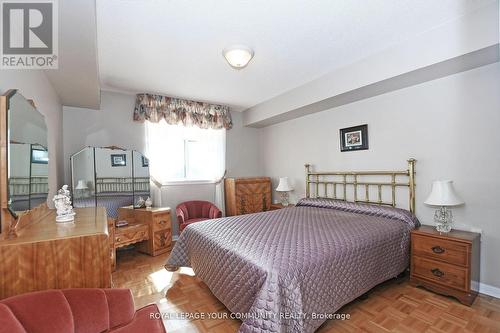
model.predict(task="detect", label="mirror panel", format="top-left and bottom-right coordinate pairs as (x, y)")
top-left (95, 148), bottom-right (134, 218)
top-left (72, 147), bottom-right (95, 206)
top-left (8, 143), bottom-right (31, 211)
top-left (133, 151), bottom-right (150, 205)
top-left (29, 144), bottom-right (49, 209)
top-left (71, 147), bottom-right (150, 218)
top-left (7, 92), bottom-right (48, 213)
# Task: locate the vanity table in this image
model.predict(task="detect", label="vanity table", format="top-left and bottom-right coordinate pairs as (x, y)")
top-left (110, 206), bottom-right (172, 270)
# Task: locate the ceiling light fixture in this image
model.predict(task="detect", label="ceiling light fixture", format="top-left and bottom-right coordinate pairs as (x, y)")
top-left (222, 45), bottom-right (254, 69)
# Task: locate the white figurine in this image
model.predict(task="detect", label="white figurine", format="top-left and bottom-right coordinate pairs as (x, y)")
top-left (145, 197), bottom-right (153, 208)
top-left (53, 185), bottom-right (76, 223)
top-left (136, 196), bottom-right (145, 208)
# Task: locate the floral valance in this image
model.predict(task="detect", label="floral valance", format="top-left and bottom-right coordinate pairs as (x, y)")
top-left (133, 93), bottom-right (232, 130)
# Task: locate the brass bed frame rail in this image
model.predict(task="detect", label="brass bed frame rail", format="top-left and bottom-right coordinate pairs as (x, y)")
top-left (305, 159), bottom-right (416, 213)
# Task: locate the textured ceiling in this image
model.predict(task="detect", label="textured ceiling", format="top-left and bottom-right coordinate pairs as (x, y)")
top-left (96, 0), bottom-right (494, 110)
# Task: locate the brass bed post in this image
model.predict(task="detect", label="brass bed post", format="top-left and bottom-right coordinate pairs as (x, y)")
top-left (342, 175), bottom-right (347, 201)
top-left (305, 164), bottom-right (311, 198)
top-left (391, 174), bottom-right (396, 207)
top-left (408, 158), bottom-right (416, 214)
top-left (353, 175), bottom-right (358, 203)
top-left (315, 175), bottom-right (319, 197)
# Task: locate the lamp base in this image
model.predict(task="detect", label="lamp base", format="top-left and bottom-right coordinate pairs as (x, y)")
top-left (279, 192), bottom-right (290, 206)
top-left (434, 206), bottom-right (453, 233)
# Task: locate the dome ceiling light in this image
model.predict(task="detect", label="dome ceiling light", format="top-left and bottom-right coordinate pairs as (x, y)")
top-left (222, 45), bottom-right (254, 70)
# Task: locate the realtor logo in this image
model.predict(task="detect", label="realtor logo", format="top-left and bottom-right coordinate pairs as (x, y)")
top-left (1, 0), bottom-right (58, 69)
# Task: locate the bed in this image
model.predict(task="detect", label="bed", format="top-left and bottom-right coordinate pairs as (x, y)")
top-left (73, 194), bottom-right (134, 219)
top-left (166, 159), bottom-right (419, 333)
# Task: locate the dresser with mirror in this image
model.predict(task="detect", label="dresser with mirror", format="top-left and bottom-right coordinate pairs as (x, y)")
top-left (0, 90), bottom-right (111, 299)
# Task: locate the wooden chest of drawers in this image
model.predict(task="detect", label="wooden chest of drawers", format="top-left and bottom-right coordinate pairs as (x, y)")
top-left (224, 177), bottom-right (272, 216)
top-left (410, 225), bottom-right (480, 305)
top-left (117, 206), bottom-right (172, 257)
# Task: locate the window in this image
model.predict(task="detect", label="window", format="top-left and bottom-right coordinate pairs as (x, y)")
top-left (145, 122), bottom-right (225, 184)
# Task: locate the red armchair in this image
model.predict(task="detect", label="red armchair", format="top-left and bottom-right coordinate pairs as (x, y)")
top-left (176, 200), bottom-right (222, 232)
top-left (0, 289), bottom-right (166, 333)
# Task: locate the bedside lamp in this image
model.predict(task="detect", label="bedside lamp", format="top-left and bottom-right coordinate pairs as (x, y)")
top-left (276, 177), bottom-right (293, 206)
top-left (424, 180), bottom-right (464, 233)
top-left (75, 180), bottom-right (89, 198)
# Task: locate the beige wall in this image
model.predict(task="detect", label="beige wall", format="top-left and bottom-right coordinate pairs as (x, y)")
top-left (260, 62), bottom-right (500, 290)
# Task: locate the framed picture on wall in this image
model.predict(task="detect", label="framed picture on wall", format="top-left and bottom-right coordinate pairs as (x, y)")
top-left (340, 124), bottom-right (369, 152)
top-left (31, 148), bottom-right (49, 164)
top-left (111, 154), bottom-right (126, 167)
top-left (142, 156), bottom-right (149, 167)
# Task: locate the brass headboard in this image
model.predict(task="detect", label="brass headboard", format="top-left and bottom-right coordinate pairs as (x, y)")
top-left (305, 159), bottom-right (416, 213)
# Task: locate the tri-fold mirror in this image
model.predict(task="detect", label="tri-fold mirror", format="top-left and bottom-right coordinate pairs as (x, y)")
top-left (70, 147), bottom-right (150, 218)
top-left (2, 90), bottom-right (49, 216)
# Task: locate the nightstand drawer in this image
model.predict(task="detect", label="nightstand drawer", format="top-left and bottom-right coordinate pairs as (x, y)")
top-left (153, 229), bottom-right (172, 252)
top-left (412, 256), bottom-right (468, 291)
top-left (412, 234), bottom-right (469, 266)
top-left (152, 213), bottom-right (171, 231)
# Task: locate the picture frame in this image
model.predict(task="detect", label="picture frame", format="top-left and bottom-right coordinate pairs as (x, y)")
top-left (340, 124), bottom-right (369, 152)
top-left (31, 148), bottom-right (49, 164)
top-left (142, 156), bottom-right (149, 167)
top-left (111, 154), bottom-right (127, 167)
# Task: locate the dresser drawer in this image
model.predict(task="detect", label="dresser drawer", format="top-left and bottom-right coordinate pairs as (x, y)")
top-left (412, 234), bottom-right (469, 267)
top-left (412, 256), bottom-right (468, 291)
top-left (152, 213), bottom-right (171, 231)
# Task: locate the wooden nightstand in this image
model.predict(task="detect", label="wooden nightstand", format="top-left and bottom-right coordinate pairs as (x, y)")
top-left (269, 203), bottom-right (295, 210)
top-left (117, 206), bottom-right (172, 256)
top-left (410, 225), bottom-right (480, 305)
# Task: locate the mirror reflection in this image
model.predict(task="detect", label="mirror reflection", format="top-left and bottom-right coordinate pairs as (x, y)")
top-left (71, 147), bottom-right (150, 218)
top-left (133, 151), bottom-right (150, 205)
top-left (8, 92), bottom-right (48, 212)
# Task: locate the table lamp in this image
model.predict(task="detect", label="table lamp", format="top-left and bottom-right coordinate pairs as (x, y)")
top-left (75, 180), bottom-right (89, 198)
top-left (276, 177), bottom-right (293, 206)
top-left (424, 180), bottom-right (464, 233)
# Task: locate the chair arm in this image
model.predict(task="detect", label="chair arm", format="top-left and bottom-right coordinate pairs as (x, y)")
top-left (208, 205), bottom-right (222, 219)
top-left (176, 207), bottom-right (186, 224)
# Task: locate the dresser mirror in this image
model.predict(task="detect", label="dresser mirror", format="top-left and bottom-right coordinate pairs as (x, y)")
top-left (70, 146), bottom-right (150, 218)
top-left (1, 90), bottom-right (48, 234)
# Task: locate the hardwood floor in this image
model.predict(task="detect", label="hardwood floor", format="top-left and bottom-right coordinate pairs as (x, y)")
top-left (112, 249), bottom-right (500, 333)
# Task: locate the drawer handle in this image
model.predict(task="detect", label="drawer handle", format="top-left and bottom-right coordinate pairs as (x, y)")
top-left (158, 220), bottom-right (166, 225)
top-left (431, 268), bottom-right (444, 278)
top-left (431, 246), bottom-right (445, 254)
top-left (116, 237), bottom-right (121, 242)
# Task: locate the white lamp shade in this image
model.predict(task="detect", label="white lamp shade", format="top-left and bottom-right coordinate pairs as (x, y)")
top-left (222, 45), bottom-right (254, 69)
top-left (75, 180), bottom-right (88, 190)
top-left (276, 177), bottom-right (293, 192)
top-left (424, 180), bottom-right (464, 206)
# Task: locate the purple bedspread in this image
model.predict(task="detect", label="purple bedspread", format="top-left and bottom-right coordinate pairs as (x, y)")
top-left (167, 198), bottom-right (419, 333)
